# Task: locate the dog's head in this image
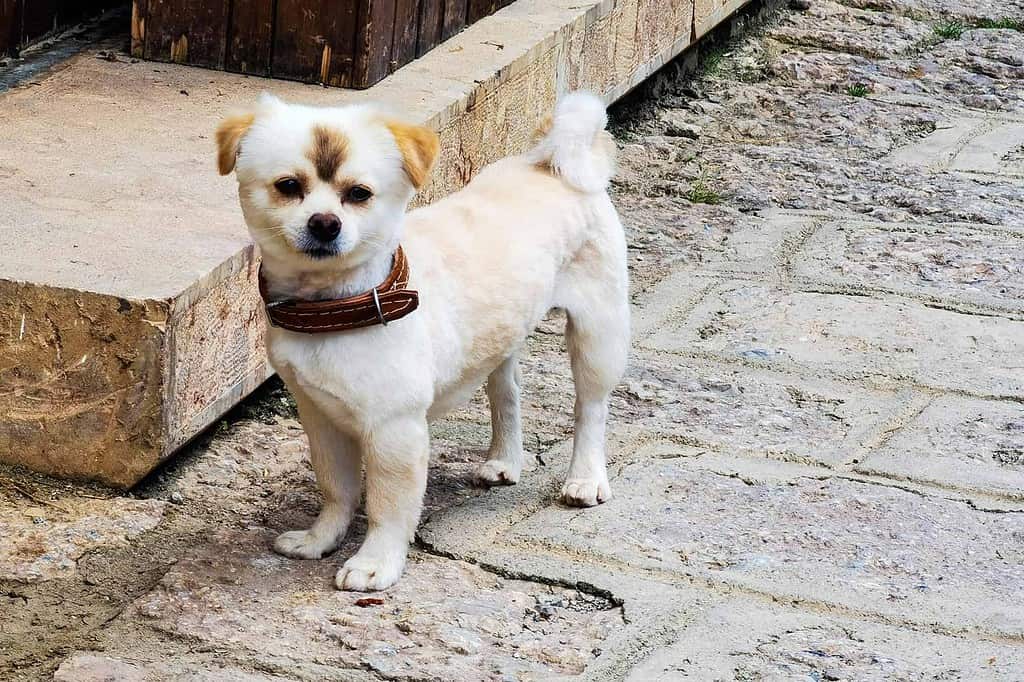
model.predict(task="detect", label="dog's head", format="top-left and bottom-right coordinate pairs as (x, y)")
top-left (217, 94), bottom-right (439, 270)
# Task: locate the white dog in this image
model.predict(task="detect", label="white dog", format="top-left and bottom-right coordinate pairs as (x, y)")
top-left (216, 91), bottom-right (629, 591)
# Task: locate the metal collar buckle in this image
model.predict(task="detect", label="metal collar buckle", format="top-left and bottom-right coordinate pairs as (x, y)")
top-left (265, 300), bottom-right (284, 327)
top-left (371, 287), bottom-right (388, 326)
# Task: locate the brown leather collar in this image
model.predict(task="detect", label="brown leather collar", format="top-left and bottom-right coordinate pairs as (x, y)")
top-left (258, 246), bottom-right (419, 333)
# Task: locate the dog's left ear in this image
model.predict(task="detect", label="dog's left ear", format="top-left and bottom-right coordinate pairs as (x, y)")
top-left (386, 121), bottom-right (440, 189)
top-left (216, 112), bottom-right (256, 175)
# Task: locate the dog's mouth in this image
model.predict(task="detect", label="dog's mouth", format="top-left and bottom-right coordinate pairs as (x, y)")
top-left (303, 246), bottom-right (340, 260)
top-left (292, 235), bottom-right (342, 260)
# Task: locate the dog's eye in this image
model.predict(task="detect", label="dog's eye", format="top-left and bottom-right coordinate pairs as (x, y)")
top-left (274, 178), bottom-right (303, 197)
top-left (347, 186), bottom-right (372, 203)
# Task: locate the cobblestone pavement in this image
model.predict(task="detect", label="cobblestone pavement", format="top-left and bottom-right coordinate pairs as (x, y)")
top-left (3, 0), bottom-right (1024, 679)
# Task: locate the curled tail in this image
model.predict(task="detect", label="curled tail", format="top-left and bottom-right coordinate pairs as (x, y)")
top-left (527, 91), bottom-right (616, 194)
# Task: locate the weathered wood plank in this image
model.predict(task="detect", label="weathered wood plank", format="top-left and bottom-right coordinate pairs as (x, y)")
top-left (469, 0), bottom-right (513, 22)
top-left (417, 0), bottom-right (442, 57)
top-left (391, 0), bottom-right (419, 71)
top-left (19, 0), bottom-right (57, 47)
top-left (353, 0), bottom-right (397, 87)
top-left (272, 0), bottom-right (359, 87)
top-left (0, 0), bottom-right (18, 55)
top-left (130, 0), bottom-right (146, 57)
top-left (466, 0), bottom-right (495, 23)
top-left (57, 0), bottom-right (119, 25)
top-left (441, 0), bottom-right (468, 41)
top-left (127, 0), bottom-right (509, 88)
top-left (0, 0), bottom-right (121, 55)
top-left (57, 0), bottom-right (89, 25)
top-left (144, 0), bottom-right (230, 68)
top-left (226, 0), bottom-right (273, 75)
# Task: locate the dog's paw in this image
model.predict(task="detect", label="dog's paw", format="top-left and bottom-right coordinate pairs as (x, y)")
top-left (273, 529), bottom-right (338, 559)
top-left (560, 477), bottom-right (611, 507)
top-left (335, 553), bottom-right (406, 592)
top-left (473, 459), bottom-right (521, 487)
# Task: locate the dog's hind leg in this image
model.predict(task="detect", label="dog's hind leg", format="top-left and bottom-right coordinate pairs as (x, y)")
top-left (557, 234), bottom-right (629, 507)
top-left (274, 388), bottom-right (362, 559)
top-left (474, 354), bottom-right (525, 486)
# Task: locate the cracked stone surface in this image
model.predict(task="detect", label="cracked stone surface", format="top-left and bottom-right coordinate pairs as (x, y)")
top-left (127, 529), bottom-right (619, 680)
top-left (3, 0), bottom-right (1024, 679)
top-left (508, 445), bottom-right (1024, 635)
top-left (792, 217), bottom-right (1024, 311)
top-left (856, 395), bottom-right (1024, 499)
top-left (648, 280), bottom-right (1024, 397)
top-left (626, 598), bottom-right (1024, 680)
top-left (613, 352), bottom-right (905, 466)
top-left (0, 492), bottom-right (164, 582)
top-left (53, 654), bottom-right (288, 682)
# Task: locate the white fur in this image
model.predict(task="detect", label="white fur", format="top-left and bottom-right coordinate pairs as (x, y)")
top-left (225, 91), bottom-right (629, 591)
top-left (525, 91), bottom-right (615, 193)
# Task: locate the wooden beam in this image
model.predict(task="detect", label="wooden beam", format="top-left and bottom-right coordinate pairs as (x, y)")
top-left (442, 0), bottom-right (468, 41)
top-left (143, 0), bottom-right (231, 68)
top-left (353, 0), bottom-right (397, 87)
top-left (272, 0), bottom-right (359, 87)
top-left (391, 0), bottom-right (419, 71)
top-left (417, 0), bottom-right (442, 57)
top-left (226, 0), bottom-right (274, 75)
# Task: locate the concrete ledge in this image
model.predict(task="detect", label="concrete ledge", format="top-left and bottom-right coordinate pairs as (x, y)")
top-left (0, 0), bottom-right (748, 487)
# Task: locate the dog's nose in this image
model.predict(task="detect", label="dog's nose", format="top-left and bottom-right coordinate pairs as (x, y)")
top-left (307, 213), bottom-right (341, 242)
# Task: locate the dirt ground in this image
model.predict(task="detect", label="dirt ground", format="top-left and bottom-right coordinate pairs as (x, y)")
top-left (3, 0), bottom-right (1024, 678)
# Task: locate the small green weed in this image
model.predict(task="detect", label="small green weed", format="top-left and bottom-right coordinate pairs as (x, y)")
top-left (685, 178), bottom-right (724, 205)
top-left (974, 17), bottom-right (1024, 31)
top-left (846, 83), bottom-right (871, 97)
top-left (913, 16), bottom-right (1021, 53)
top-left (700, 46), bottom-right (728, 77)
top-left (933, 20), bottom-right (966, 39)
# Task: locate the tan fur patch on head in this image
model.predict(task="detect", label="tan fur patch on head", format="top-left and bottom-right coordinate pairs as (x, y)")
top-left (385, 121), bottom-right (440, 190)
top-left (216, 113), bottom-right (256, 175)
top-left (308, 125), bottom-right (349, 182)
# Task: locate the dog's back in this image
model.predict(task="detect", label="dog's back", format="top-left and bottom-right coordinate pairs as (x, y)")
top-left (402, 92), bottom-right (628, 426)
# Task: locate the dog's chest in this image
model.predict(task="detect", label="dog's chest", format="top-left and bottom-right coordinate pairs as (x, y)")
top-left (266, 326), bottom-right (434, 424)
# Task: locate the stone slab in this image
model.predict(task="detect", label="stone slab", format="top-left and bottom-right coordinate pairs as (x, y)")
top-left (642, 279), bottom-right (1024, 398)
top-left (616, 351), bottom-right (906, 467)
top-left (0, 492), bottom-right (164, 582)
top-left (887, 115), bottom-right (1024, 179)
top-left (53, 654), bottom-right (292, 682)
top-left (886, 116), bottom-right (987, 173)
top-left (0, 0), bottom-right (723, 487)
top-left (123, 528), bottom-right (622, 680)
top-left (768, 0), bottom-right (932, 60)
top-left (695, 209), bottom-right (817, 281)
top-left (502, 440), bottom-right (1024, 637)
top-left (856, 395), bottom-right (1024, 501)
top-left (951, 121), bottom-right (1024, 178)
top-left (792, 217), bottom-right (1024, 314)
top-left (626, 597), bottom-right (1024, 681)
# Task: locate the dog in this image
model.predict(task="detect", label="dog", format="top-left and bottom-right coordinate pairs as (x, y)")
top-left (216, 91), bottom-right (629, 591)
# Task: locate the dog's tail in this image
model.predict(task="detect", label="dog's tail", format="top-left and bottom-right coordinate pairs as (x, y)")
top-left (526, 91), bottom-right (616, 194)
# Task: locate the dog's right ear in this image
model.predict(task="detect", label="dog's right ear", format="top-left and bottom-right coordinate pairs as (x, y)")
top-left (216, 112), bottom-right (256, 176)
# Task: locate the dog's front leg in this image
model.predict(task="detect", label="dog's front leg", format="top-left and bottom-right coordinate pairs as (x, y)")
top-left (274, 389), bottom-right (361, 560)
top-left (336, 414), bottom-right (429, 591)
